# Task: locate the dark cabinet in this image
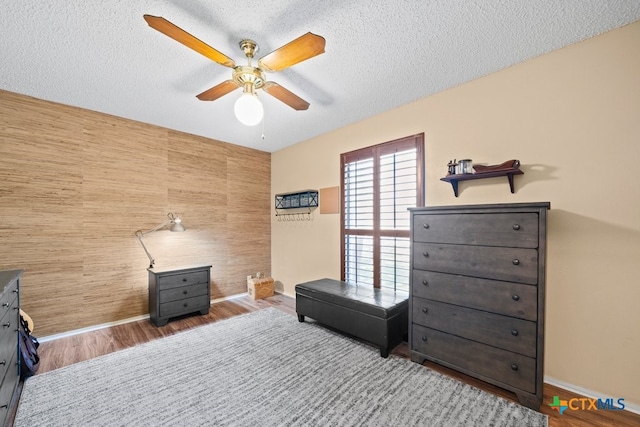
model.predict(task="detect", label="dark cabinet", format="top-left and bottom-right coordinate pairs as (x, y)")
top-left (409, 202), bottom-right (549, 409)
top-left (148, 265), bottom-right (211, 327)
top-left (0, 270), bottom-right (20, 426)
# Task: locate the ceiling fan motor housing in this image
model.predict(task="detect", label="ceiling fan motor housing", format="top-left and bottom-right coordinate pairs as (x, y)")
top-left (233, 66), bottom-right (265, 90)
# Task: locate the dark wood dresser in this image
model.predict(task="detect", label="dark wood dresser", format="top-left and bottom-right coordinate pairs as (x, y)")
top-left (409, 202), bottom-right (550, 409)
top-left (148, 265), bottom-right (211, 327)
top-left (0, 270), bottom-right (21, 426)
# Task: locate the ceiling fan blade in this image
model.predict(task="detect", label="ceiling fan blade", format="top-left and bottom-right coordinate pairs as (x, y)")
top-left (143, 15), bottom-right (236, 68)
top-left (258, 32), bottom-right (325, 72)
top-left (262, 82), bottom-right (310, 110)
top-left (196, 80), bottom-right (240, 101)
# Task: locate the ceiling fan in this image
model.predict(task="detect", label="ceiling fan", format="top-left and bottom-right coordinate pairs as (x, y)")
top-left (143, 15), bottom-right (326, 126)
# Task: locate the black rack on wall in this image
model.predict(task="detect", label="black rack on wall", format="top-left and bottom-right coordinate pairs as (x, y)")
top-left (275, 190), bottom-right (319, 220)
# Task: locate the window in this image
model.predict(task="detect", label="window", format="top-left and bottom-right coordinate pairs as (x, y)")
top-left (341, 134), bottom-right (424, 292)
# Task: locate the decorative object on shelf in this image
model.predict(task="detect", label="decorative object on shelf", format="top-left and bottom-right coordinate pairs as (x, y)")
top-left (473, 159), bottom-right (521, 174)
top-left (135, 212), bottom-right (185, 268)
top-left (275, 190), bottom-right (319, 220)
top-left (456, 159), bottom-right (474, 174)
top-left (441, 159), bottom-right (523, 197)
top-left (446, 159), bottom-right (458, 175)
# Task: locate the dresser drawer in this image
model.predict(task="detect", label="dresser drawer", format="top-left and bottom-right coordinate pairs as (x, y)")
top-left (157, 270), bottom-right (208, 290)
top-left (0, 280), bottom-right (18, 312)
top-left (412, 324), bottom-right (536, 393)
top-left (0, 297), bottom-right (18, 381)
top-left (412, 298), bottom-right (536, 357)
top-left (159, 282), bottom-right (209, 304)
top-left (412, 270), bottom-right (537, 321)
top-left (413, 213), bottom-right (539, 248)
top-left (413, 242), bottom-right (538, 284)
top-left (159, 294), bottom-right (209, 319)
top-left (0, 353), bottom-right (18, 425)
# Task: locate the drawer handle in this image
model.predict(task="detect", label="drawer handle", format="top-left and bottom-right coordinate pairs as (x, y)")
top-left (421, 336), bottom-right (428, 342)
top-left (0, 360), bottom-right (5, 366)
top-left (2, 322), bottom-right (10, 328)
top-left (512, 259), bottom-right (520, 265)
top-left (511, 364), bottom-right (519, 371)
top-left (511, 329), bottom-right (519, 336)
top-left (512, 294), bottom-right (520, 301)
top-left (13, 289), bottom-right (18, 294)
top-left (422, 252), bottom-right (429, 258)
top-left (423, 223), bottom-right (430, 229)
top-left (421, 307), bottom-right (428, 314)
top-left (0, 404), bottom-right (6, 409)
top-left (182, 278), bottom-right (187, 282)
top-left (1, 303), bottom-right (8, 308)
top-left (183, 290), bottom-right (188, 295)
top-left (422, 279), bottom-right (428, 286)
top-left (513, 224), bottom-right (521, 230)
top-left (183, 303), bottom-right (188, 308)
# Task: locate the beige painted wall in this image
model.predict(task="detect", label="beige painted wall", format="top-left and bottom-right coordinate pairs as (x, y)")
top-left (272, 22), bottom-right (640, 405)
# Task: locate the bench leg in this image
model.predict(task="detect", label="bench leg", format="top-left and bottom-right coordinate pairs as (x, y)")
top-left (380, 346), bottom-right (389, 358)
top-left (297, 314), bottom-right (305, 322)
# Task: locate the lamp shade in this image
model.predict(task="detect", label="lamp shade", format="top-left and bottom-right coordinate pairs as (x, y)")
top-left (170, 216), bottom-right (185, 232)
top-left (234, 92), bottom-right (264, 126)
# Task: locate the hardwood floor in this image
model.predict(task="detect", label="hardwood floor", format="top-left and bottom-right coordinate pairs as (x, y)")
top-left (11, 294), bottom-right (639, 426)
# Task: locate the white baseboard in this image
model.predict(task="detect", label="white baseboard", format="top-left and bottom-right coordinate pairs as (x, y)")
top-left (545, 376), bottom-right (639, 415)
top-left (37, 292), bottom-right (248, 343)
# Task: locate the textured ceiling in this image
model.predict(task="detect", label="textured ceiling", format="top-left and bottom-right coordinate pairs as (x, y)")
top-left (2, 1), bottom-right (639, 153)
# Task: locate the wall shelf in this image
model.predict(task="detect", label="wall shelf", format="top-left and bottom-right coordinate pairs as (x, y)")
top-left (440, 168), bottom-right (524, 197)
top-left (275, 190), bottom-right (318, 219)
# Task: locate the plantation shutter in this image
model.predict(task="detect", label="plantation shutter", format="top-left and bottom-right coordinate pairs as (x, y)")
top-left (341, 134), bottom-right (424, 292)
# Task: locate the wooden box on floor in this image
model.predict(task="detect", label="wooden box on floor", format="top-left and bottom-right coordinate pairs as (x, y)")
top-left (247, 277), bottom-right (274, 299)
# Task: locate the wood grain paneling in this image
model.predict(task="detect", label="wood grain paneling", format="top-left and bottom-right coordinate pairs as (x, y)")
top-left (0, 89), bottom-right (271, 336)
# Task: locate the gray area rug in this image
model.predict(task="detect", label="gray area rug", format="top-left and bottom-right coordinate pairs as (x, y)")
top-left (15, 308), bottom-right (547, 426)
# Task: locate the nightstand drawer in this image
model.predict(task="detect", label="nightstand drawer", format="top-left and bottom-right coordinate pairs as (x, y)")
top-left (157, 270), bottom-right (208, 289)
top-left (412, 298), bottom-right (536, 357)
top-left (159, 282), bottom-right (209, 304)
top-left (160, 295), bottom-right (209, 318)
top-left (412, 324), bottom-right (536, 393)
top-left (413, 242), bottom-right (538, 284)
top-left (411, 270), bottom-right (537, 321)
top-left (413, 213), bottom-right (539, 248)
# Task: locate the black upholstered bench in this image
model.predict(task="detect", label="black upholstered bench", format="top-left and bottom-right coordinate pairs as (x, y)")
top-left (295, 278), bottom-right (409, 358)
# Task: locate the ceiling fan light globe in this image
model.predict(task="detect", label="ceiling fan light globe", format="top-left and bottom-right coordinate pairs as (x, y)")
top-left (234, 93), bottom-right (264, 126)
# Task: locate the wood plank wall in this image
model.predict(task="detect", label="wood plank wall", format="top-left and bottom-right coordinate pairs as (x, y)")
top-left (0, 89), bottom-right (271, 336)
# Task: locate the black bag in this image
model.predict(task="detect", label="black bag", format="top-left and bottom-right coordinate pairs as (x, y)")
top-left (19, 314), bottom-right (40, 379)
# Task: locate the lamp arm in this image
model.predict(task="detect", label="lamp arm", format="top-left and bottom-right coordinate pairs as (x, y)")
top-left (135, 231), bottom-right (156, 268)
top-left (136, 219), bottom-right (172, 237)
top-left (134, 213), bottom-right (183, 268)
